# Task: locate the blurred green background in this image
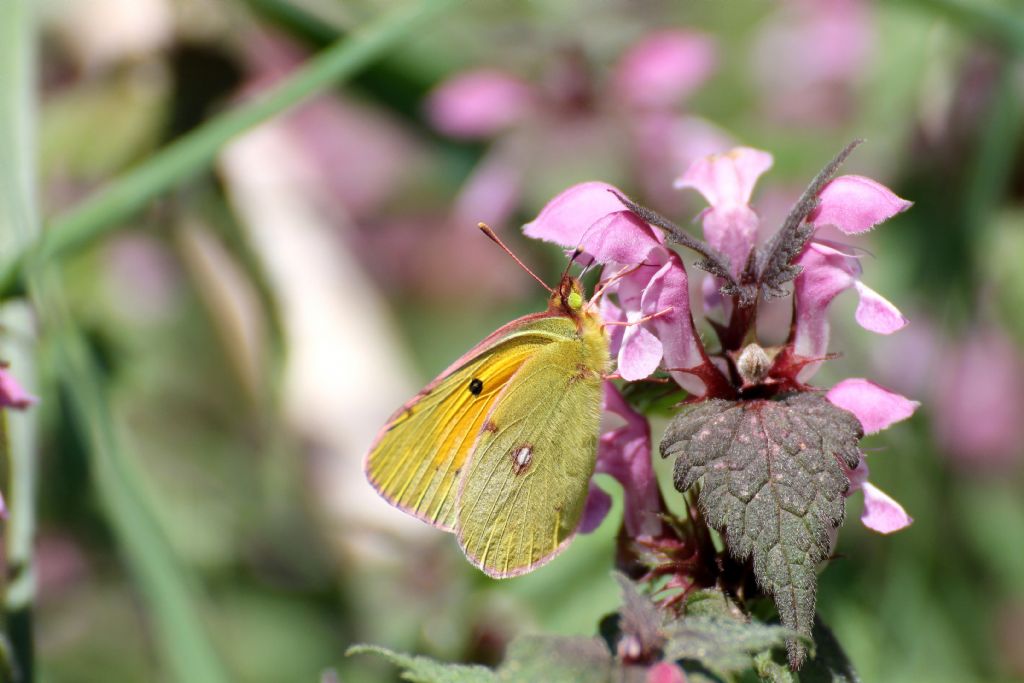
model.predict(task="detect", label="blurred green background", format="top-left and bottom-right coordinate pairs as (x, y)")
top-left (2, 0), bottom-right (1024, 681)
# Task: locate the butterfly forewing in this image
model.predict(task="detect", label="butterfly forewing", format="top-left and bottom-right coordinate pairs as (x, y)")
top-left (364, 316), bottom-right (576, 531)
top-left (455, 332), bottom-right (606, 577)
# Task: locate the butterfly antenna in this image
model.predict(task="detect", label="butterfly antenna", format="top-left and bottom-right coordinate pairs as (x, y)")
top-left (561, 246), bottom-right (584, 280)
top-left (478, 223), bottom-right (554, 293)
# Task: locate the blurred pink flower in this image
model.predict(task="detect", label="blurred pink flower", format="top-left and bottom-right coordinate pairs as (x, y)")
top-left (614, 31), bottom-right (718, 110)
top-left (647, 662), bottom-right (688, 683)
top-left (426, 31), bottom-right (726, 232)
top-left (426, 69), bottom-right (536, 139)
top-left (751, 0), bottom-right (874, 126)
top-left (236, 31), bottom-right (528, 304)
top-left (827, 378), bottom-right (918, 533)
top-left (0, 366), bottom-right (37, 410)
top-left (933, 327), bottom-right (1024, 469)
top-left (240, 32), bottom-right (423, 221)
top-left (0, 366), bottom-right (37, 520)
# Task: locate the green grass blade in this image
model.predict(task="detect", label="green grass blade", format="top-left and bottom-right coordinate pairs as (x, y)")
top-left (34, 272), bottom-right (231, 683)
top-left (900, 0), bottom-right (1024, 52)
top-left (0, 0), bottom-right (461, 296)
top-left (0, 1), bottom-right (41, 680)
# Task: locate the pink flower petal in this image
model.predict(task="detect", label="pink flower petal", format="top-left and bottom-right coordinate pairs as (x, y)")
top-left (0, 368), bottom-right (38, 410)
top-left (597, 384), bottom-right (662, 538)
top-left (647, 662), bottom-right (688, 683)
top-left (618, 320), bottom-right (664, 381)
top-left (426, 69), bottom-right (536, 139)
top-left (585, 211), bottom-right (665, 264)
top-left (615, 30), bottom-right (717, 110)
top-left (792, 245), bottom-right (859, 365)
top-left (640, 256), bottom-right (706, 395)
top-left (674, 147), bottom-right (774, 207)
top-left (827, 378), bottom-right (919, 435)
top-left (861, 482), bottom-right (913, 533)
top-left (810, 175), bottom-right (912, 235)
top-left (600, 296), bottom-right (626, 359)
top-left (523, 181), bottom-right (631, 248)
top-left (700, 203), bottom-right (759, 276)
top-left (578, 481), bottom-right (613, 534)
top-left (852, 281), bottom-right (908, 334)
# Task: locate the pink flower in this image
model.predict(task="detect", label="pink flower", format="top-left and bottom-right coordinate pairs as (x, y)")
top-left (791, 174), bottom-right (912, 380)
top-left (809, 175), bottom-right (914, 235)
top-left (675, 147), bottom-right (774, 278)
top-left (524, 182), bottom-right (710, 395)
top-left (933, 328), bottom-right (1024, 469)
top-left (750, 0), bottom-right (874, 126)
top-left (615, 31), bottom-right (718, 110)
top-left (425, 30), bottom-right (723, 233)
top-left (580, 385), bottom-right (664, 538)
top-left (0, 367), bottom-right (37, 410)
top-left (793, 243), bottom-right (908, 379)
top-left (842, 459), bottom-right (912, 534)
top-left (426, 69), bottom-right (536, 139)
top-left (827, 378), bottom-right (917, 533)
top-left (647, 662), bottom-right (688, 683)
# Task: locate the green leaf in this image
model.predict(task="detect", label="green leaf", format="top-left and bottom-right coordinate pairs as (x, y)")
top-left (661, 395), bottom-right (862, 667)
top-left (614, 573), bottom-right (665, 659)
top-left (683, 588), bottom-right (746, 620)
top-left (662, 615), bottom-right (796, 673)
top-left (799, 617), bottom-right (860, 683)
top-left (349, 637), bottom-right (616, 683)
top-left (347, 645), bottom-right (496, 683)
top-left (497, 636), bottom-right (613, 683)
top-left (755, 650), bottom-right (797, 683)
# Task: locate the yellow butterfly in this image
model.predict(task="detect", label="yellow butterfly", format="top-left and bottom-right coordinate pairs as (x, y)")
top-left (364, 227), bottom-right (611, 578)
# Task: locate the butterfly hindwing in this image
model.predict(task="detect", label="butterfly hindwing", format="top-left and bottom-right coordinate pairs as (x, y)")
top-left (455, 333), bottom-right (606, 577)
top-left (364, 315), bottom-right (578, 531)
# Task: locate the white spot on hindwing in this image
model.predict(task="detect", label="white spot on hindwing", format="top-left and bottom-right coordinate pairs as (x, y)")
top-left (510, 445), bottom-right (533, 474)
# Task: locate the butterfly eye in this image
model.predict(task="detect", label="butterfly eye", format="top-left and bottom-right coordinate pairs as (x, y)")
top-left (469, 378), bottom-right (484, 395)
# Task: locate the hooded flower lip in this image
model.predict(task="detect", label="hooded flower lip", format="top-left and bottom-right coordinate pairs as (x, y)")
top-left (827, 378), bottom-right (917, 533)
top-left (675, 147), bottom-right (774, 277)
top-left (810, 174), bottom-right (913, 235)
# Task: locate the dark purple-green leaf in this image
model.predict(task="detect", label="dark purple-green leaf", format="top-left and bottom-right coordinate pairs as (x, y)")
top-left (660, 394), bottom-right (862, 668)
